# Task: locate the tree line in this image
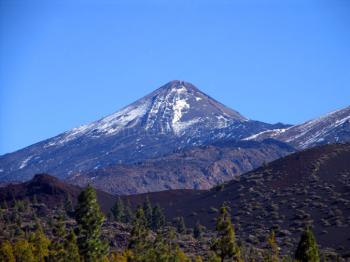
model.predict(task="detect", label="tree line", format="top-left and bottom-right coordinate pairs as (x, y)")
top-left (0, 186), bottom-right (322, 261)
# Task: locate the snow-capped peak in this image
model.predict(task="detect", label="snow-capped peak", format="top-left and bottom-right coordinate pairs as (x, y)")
top-left (44, 80), bottom-right (247, 147)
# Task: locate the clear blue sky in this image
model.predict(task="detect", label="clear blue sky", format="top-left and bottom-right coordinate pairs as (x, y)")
top-left (1, 0), bottom-right (349, 155)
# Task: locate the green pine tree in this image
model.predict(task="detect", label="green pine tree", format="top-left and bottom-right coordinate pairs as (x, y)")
top-left (151, 204), bottom-right (165, 231)
top-left (143, 197), bottom-right (153, 228)
top-left (142, 227), bottom-right (190, 262)
top-left (265, 231), bottom-right (279, 262)
top-left (128, 206), bottom-right (150, 258)
top-left (143, 232), bottom-right (170, 262)
top-left (75, 185), bottom-right (108, 262)
top-left (0, 240), bottom-right (15, 262)
top-left (29, 225), bottom-right (50, 262)
top-left (176, 216), bottom-right (186, 234)
top-left (64, 195), bottom-right (74, 216)
top-left (193, 221), bottom-right (204, 239)
top-left (124, 200), bottom-right (134, 223)
top-left (47, 216), bottom-right (67, 262)
top-left (212, 205), bottom-right (242, 262)
top-left (64, 229), bottom-right (81, 262)
top-left (112, 197), bottom-right (125, 222)
top-left (14, 240), bottom-right (35, 262)
top-left (294, 227), bottom-right (320, 262)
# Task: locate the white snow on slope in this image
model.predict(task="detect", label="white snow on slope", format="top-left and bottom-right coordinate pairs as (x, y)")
top-left (43, 82), bottom-right (253, 148)
top-left (46, 100), bottom-right (152, 147)
top-left (171, 86), bottom-right (191, 133)
top-left (243, 128), bottom-right (288, 141)
top-left (144, 85), bottom-right (203, 134)
top-left (19, 156), bottom-right (33, 169)
top-left (244, 106), bottom-right (350, 149)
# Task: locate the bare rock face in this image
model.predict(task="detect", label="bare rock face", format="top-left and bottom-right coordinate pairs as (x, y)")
top-left (0, 80), bottom-right (285, 182)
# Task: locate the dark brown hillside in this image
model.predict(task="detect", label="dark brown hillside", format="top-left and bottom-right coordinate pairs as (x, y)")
top-left (0, 174), bottom-right (117, 213)
top-left (67, 139), bottom-right (294, 195)
top-left (126, 143), bottom-right (350, 254)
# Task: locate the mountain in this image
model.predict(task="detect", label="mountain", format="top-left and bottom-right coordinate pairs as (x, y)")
top-left (0, 174), bottom-right (117, 213)
top-left (67, 139), bottom-right (294, 195)
top-left (0, 80), bottom-right (286, 182)
top-left (245, 106), bottom-right (350, 149)
top-left (126, 143), bottom-right (350, 253)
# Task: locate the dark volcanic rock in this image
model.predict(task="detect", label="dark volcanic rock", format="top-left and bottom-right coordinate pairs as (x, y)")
top-left (126, 143), bottom-right (350, 254)
top-left (67, 139), bottom-right (294, 195)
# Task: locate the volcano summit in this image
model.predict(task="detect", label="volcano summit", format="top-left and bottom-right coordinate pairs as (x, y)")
top-left (0, 80), bottom-right (284, 182)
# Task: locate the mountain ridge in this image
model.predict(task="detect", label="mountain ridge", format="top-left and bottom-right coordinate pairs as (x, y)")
top-left (0, 80), bottom-right (283, 182)
top-left (245, 106), bottom-right (350, 149)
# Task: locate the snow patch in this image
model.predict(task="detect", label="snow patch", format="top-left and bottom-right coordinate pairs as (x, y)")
top-left (243, 128), bottom-right (287, 141)
top-left (216, 115), bottom-right (231, 128)
top-left (173, 118), bottom-right (201, 134)
top-left (46, 100), bottom-right (151, 147)
top-left (19, 156), bottom-right (33, 169)
top-left (172, 99), bottom-right (190, 124)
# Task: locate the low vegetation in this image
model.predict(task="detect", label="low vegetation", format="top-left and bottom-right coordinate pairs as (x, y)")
top-left (0, 185), bottom-right (343, 262)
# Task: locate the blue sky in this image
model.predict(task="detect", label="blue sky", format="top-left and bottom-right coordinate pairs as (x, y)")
top-left (0, 0), bottom-right (349, 154)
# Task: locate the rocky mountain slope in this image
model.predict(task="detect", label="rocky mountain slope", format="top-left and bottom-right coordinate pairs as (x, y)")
top-left (67, 139), bottom-right (294, 195)
top-left (245, 106), bottom-right (350, 149)
top-left (127, 143), bottom-right (350, 254)
top-left (0, 80), bottom-right (286, 182)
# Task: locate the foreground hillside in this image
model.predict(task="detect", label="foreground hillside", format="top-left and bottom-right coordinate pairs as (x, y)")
top-left (1, 144), bottom-right (350, 257)
top-left (127, 143), bottom-right (350, 255)
top-left (0, 173), bottom-right (344, 261)
top-left (67, 139), bottom-right (294, 194)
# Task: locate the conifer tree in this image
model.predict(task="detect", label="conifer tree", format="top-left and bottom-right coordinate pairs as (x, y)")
top-left (143, 232), bottom-right (170, 262)
top-left (29, 225), bottom-right (50, 262)
top-left (194, 256), bottom-right (204, 262)
top-left (64, 229), bottom-right (81, 262)
top-left (75, 185), bottom-right (108, 262)
top-left (265, 231), bottom-right (279, 262)
top-left (176, 216), bottom-right (186, 234)
top-left (142, 227), bottom-right (190, 262)
top-left (128, 207), bottom-right (149, 253)
top-left (208, 252), bottom-right (221, 262)
top-left (64, 195), bottom-right (74, 216)
top-left (173, 246), bottom-right (191, 262)
top-left (294, 227), bottom-right (320, 262)
top-left (124, 200), bottom-right (134, 223)
top-left (0, 240), bottom-right (15, 262)
top-left (143, 197), bottom-right (153, 228)
top-left (14, 240), bottom-right (35, 262)
top-left (193, 221), bottom-right (204, 239)
top-left (109, 251), bottom-right (130, 262)
top-left (47, 216), bottom-right (66, 262)
top-left (112, 197), bottom-right (125, 222)
top-left (151, 204), bottom-right (165, 230)
top-left (212, 205), bottom-right (242, 262)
